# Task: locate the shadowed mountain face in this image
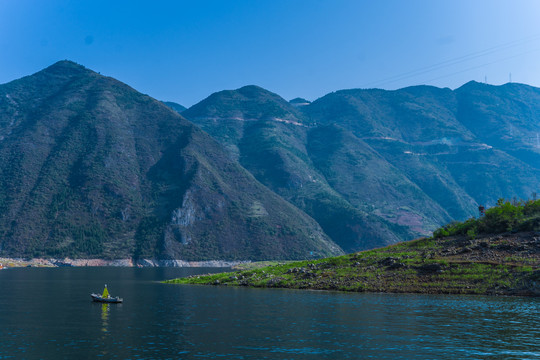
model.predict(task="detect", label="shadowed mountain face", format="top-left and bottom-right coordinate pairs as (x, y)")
top-left (0, 61), bottom-right (342, 260)
top-left (184, 82), bottom-right (540, 252)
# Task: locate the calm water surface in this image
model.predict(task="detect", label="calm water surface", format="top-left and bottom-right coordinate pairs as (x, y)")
top-left (0, 267), bottom-right (538, 359)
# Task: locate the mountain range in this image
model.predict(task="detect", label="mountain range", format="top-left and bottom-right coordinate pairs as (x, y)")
top-left (181, 82), bottom-right (540, 254)
top-left (0, 60), bottom-right (538, 261)
top-left (0, 61), bottom-right (339, 261)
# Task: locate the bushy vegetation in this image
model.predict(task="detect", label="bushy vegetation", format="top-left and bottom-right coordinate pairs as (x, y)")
top-left (433, 199), bottom-right (540, 239)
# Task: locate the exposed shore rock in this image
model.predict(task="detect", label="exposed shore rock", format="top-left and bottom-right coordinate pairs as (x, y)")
top-left (0, 257), bottom-right (248, 268)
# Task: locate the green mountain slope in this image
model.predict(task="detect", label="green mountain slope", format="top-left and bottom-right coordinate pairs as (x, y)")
top-left (184, 82), bottom-right (540, 253)
top-left (183, 86), bottom-right (419, 252)
top-left (307, 124), bottom-right (450, 231)
top-left (305, 83), bottom-right (540, 213)
top-left (0, 61), bottom-right (342, 260)
top-left (456, 81), bottom-right (540, 169)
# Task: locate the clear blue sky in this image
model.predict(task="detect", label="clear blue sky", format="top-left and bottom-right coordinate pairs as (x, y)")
top-left (1, 0), bottom-right (540, 107)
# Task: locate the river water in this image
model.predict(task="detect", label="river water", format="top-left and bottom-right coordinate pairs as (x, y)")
top-left (0, 267), bottom-right (538, 359)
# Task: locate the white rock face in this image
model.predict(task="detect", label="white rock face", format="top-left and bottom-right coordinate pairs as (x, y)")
top-left (171, 191), bottom-right (196, 226)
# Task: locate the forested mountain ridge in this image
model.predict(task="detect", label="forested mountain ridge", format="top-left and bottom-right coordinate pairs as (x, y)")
top-left (183, 82), bottom-right (540, 252)
top-left (1, 60), bottom-right (538, 261)
top-left (0, 61), bottom-right (342, 260)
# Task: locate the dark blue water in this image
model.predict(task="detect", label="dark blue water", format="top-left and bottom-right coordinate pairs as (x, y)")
top-left (0, 267), bottom-right (538, 359)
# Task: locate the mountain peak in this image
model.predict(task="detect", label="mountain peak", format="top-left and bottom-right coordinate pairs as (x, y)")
top-left (456, 80), bottom-right (494, 92)
top-left (41, 60), bottom-right (94, 77)
top-left (183, 84), bottom-right (306, 122)
top-left (236, 85), bottom-right (276, 97)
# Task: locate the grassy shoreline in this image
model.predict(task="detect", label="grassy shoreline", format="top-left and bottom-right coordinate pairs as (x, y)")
top-left (165, 231), bottom-right (539, 297)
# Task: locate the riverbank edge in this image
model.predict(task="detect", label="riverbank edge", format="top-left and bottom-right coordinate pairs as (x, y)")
top-left (165, 232), bottom-right (539, 297)
top-left (0, 257), bottom-right (249, 268)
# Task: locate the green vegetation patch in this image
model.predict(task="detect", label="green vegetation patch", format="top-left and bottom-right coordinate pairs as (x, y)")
top-left (434, 199), bottom-right (540, 238)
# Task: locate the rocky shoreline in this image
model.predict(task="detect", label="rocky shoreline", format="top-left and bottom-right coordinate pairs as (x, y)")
top-left (0, 257), bottom-right (249, 268)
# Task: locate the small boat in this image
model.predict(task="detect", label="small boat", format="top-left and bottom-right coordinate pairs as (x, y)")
top-left (91, 284), bottom-right (123, 303)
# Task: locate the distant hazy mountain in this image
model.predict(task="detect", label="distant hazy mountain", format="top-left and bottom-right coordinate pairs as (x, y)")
top-left (0, 61), bottom-right (342, 260)
top-left (289, 97), bottom-right (311, 107)
top-left (162, 101), bottom-right (186, 113)
top-left (184, 82), bottom-right (540, 252)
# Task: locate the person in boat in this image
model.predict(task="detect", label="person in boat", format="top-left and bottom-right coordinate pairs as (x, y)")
top-left (102, 284), bottom-right (110, 299)
top-left (92, 284), bottom-right (122, 303)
